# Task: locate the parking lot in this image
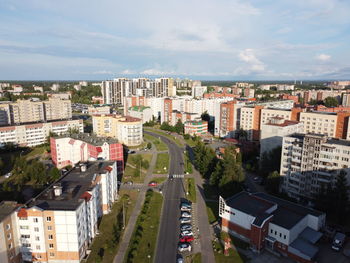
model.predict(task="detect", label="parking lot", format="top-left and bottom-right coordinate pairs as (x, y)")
top-left (177, 199), bottom-right (201, 261)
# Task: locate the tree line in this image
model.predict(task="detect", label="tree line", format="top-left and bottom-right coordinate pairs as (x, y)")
top-left (193, 142), bottom-right (244, 198)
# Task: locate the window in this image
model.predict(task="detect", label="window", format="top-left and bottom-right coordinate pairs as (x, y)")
top-left (284, 235), bottom-right (286, 239)
top-left (270, 229), bottom-right (273, 234)
top-left (48, 226), bottom-right (52, 231)
top-left (275, 231), bottom-right (277, 235)
top-left (35, 236), bottom-right (40, 241)
top-left (279, 233), bottom-right (282, 238)
top-left (20, 225), bottom-right (29, 230)
top-left (23, 243), bottom-right (31, 248)
top-left (49, 244), bottom-right (54, 249)
top-left (33, 218), bottom-right (38, 223)
top-left (48, 234), bottom-right (53, 240)
top-left (19, 217), bottom-right (27, 220)
top-left (49, 252), bottom-right (55, 257)
top-left (21, 234), bottom-right (30, 239)
top-left (36, 245), bottom-right (41, 250)
top-left (8, 243), bottom-right (13, 249)
top-left (7, 233), bottom-right (11, 240)
top-left (6, 224), bottom-right (10, 230)
top-left (46, 216), bottom-right (52, 222)
top-left (36, 255), bottom-right (42, 259)
top-left (34, 227), bottom-right (39, 232)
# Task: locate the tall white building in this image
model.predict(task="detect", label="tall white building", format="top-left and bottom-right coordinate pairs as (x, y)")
top-left (280, 134), bottom-right (350, 201)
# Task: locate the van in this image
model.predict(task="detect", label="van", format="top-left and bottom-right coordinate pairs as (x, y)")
top-left (332, 232), bottom-right (346, 251)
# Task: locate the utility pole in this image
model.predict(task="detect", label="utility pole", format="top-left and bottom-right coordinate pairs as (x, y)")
top-left (123, 199), bottom-right (126, 229)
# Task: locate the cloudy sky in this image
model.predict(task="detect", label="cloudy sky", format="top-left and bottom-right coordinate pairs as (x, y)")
top-left (0, 0), bottom-right (350, 80)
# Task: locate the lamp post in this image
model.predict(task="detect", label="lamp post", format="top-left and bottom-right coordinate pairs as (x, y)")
top-left (147, 254), bottom-right (151, 263)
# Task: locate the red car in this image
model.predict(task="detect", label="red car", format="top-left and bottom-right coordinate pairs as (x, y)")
top-left (179, 236), bottom-right (194, 243)
top-left (148, 181), bottom-right (158, 187)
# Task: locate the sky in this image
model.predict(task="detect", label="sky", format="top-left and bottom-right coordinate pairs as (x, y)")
top-left (0, 0), bottom-right (350, 80)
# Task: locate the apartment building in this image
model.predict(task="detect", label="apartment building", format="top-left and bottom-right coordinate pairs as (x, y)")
top-left (280, 134), bottom-right (350, 201)
top-left (92, 114), bottom-right (143, 146)
top-left (220, 192), bottom-right (325, 263)
top-left (128, 106), bottom-right (153, 124)
top-left (192, 85), bottom-right (206, 98)
top-left (219, 101), bottom-right (247, 138)
top-left (0, 99), bottom-right (72, 126)
top-left (260, 117), bottom-right (303, 157)
top-left (16, 161), bottom-right (118, 263)
top-left (0, 119), bottom-right (83, 147)
top-left (0, 201), bottom-right (21, 263)
top-left (342, 93), bottom-right (350, 107)
top-left (50, 133), bottom-right (123, 171)
top-left (184, 120), bottom-right (208, 136)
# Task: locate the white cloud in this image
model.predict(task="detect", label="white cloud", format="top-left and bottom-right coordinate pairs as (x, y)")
top-left (92, 70), bottom-right (113, 75)
top-left (316, 53), bottom-right (331, 61)
top-left (238, 49), bottom-right (266, 72)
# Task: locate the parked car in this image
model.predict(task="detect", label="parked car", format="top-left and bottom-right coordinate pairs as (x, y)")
top-left (179, 217), bottom-right (191, 224)
top-left (180, 201), bottom-right (192, 208)
top-left (148, 181), bottom-right (158, 187)
top-left (180, 206), bottom-right (191, 212)
top-left (4, 172), bottom-right (12, 178)
top-left (176, 254), bottom-right (184, 263)
top-left (181, 212), bottom-right (191, 218)
top-left (125, 181), bottom-right (133, 185)
top-left (180, 224), bottom-right (192, 231)
top-left (180, 230), bottom-right (193, 237)
top-left (180, 236), bottom-right (194, 243)
top-left (178, 243), bottom-right (191, 252)
top-left (128, 150), bottom-right (136, 154)
top-left (332, 232), bottom-right (346, 251)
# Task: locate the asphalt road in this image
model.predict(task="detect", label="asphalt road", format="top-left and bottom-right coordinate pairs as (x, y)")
top-left (144, 131), bottom-right (186, 263)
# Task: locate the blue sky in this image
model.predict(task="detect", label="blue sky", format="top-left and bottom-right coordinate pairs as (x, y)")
top-left (0, 0), bottom-right (350, 80)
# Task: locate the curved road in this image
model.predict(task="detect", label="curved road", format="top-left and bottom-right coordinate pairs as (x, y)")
top-left (144, 131), bottom-right (186, 263)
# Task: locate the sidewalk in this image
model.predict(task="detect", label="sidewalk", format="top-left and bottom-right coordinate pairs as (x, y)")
top-left (113, 147), bottom-right (158, 263)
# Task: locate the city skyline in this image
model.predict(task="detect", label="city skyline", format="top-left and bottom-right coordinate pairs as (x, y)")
top-left (1, 0), bottom-right (350, 80)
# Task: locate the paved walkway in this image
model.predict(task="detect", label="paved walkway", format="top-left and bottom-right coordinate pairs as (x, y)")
top-left (113, 143), bottom-right (158, 263)
top-left (193, 167), bottom-right (216, 263)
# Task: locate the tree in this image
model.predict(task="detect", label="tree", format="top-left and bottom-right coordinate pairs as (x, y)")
top-left (147, 142), bottom-right (152, 149)
top-left (333, 170), bottom-right (349, 224)
top-left (324, 96), bottom-right (339, 107)
top-left (210, 160), bottom-right (223, 187)
top-left (236, 129), bottom-right (248, 141)
top-left (201, 111), bottom-right (210, 122)
top-left (265, 171), bottom-right (281, 194)
top-left (174, 119), bottom-right (184, 134)
top-left (49, 167), bottom-right (60, 181)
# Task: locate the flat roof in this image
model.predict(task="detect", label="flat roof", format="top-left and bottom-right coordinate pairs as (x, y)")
top-left (225, 192), bottom-right (275, 217)
top-left (54, 133), bottom-right (119, 146)
top-left (129, 106), bottom-right (150, 112)
top-left (0, 201), bottom-right (18, 221)
top-left (29, 161), bottom-right (115, 211)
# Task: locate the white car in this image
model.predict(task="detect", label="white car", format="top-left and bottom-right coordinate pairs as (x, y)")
top-left (181, 212), bottom-right (191, 218)
top-left (180, 207), bottom-right (191, 212)
top-left (178, 243), bottom-right (191, 252)
top-left (179, 217), bottom-right (191, 224)
top-left (180, 230), bottom-right (193, 237)
top-left (180, 224), bottom-right (192, 231)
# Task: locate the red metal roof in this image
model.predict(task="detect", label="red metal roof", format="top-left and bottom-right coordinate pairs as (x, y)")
top-left (17, 208), bottom-right (28, 218)
top-left (80, 192), bottom-right (92, 201)
top-left (96, 146), bottom-right (103, 153)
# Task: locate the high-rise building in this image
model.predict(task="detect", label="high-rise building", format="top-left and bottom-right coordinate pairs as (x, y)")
top-left (280, 134), bottom-right (350, 201)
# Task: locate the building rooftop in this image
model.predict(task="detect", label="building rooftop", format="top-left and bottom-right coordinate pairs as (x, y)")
top-left (225, 192), bottom-right (275, 217)
top-left (28, 161), bottom-right (115, 211)
top-left (225, 192), bottom-right (323, 230)
top-left (54, 133), bottom-right (119, 146)
top-left (0, 201), bottom-right (18, 221)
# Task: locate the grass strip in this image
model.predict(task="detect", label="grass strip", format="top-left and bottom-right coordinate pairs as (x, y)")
top-left (124, 190), bottom-right (163, 263)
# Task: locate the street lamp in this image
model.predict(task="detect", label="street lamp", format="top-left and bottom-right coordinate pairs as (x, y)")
top-left (147, 254), bottom-right (151, 263)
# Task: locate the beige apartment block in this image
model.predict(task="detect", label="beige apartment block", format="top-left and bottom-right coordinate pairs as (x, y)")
top-left (92, 114), bottom-right (143, 146)
top-left (299, 112), bottom-right (338, 138)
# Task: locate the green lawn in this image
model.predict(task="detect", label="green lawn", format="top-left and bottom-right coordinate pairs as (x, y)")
top-left (184, 153), bottom-right (193, 174)
top-left (154, 153), bottom-right (169, 174)
top-left (143, 133), bottom-right (168, 151)
top-left (87, 190), bottom-right (138, 263)
top-left (25, 145), bottom-right (49, 159)
top-left (186, 178), bottom-right (196, 203)
top-left (124, 154), bottom-right (153, 183)
top-left (212, 241), bottom-right (246, 263)
top-left (185, 138), bottom-right (198, 147)
top-left (186, 253), bottom-right (201, 263)
top-left (124, 190), bottom-right (163, 263)
top-left (206, 201), bottom-right (219, 224)
top-left (123, 166), bottom-right (146, 183)
top-left (144, 128), bottom-right (184, 147)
